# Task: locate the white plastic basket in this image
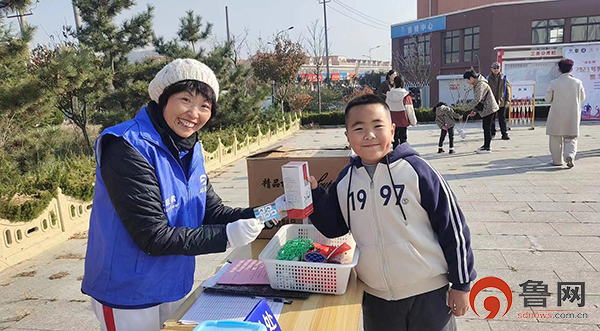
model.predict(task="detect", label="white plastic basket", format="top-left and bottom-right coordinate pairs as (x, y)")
top-left (258, 224), bottom-right (359, 295)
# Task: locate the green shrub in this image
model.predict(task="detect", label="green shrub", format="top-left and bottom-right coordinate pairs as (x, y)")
top-left (301, 111), bottom-right (345, 126)
top-left (1, 109), bottom-right (298, 222)
top-left (0, 125), bottom-right (97, 222)
top-left (304, 88), bottom-right (343, 113)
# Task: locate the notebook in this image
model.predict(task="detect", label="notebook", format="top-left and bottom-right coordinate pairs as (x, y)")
top-left (179, 293), bottom-right (283, 325)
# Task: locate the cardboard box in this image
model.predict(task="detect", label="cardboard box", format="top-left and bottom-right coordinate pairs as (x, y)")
top-left (247, 147), bottom-right (351, 239)
top-left (281, 162), bottom-right (313, 219)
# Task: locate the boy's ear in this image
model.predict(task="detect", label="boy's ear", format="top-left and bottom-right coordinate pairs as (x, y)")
top-left (344, 130), bottom-right (349, 143)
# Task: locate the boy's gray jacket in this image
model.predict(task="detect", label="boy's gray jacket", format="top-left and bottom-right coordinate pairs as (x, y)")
top-left (310, 144), bottom-right (476, 300)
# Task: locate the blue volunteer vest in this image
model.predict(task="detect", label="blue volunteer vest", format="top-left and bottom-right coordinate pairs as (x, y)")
top-left (81, 107), bottom-right (208, 306)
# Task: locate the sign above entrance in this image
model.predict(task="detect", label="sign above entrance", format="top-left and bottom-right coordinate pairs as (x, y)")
top-left (391, 16), bottom-right (446, 39)
top-left (501, 47), bottom-right (562, 60)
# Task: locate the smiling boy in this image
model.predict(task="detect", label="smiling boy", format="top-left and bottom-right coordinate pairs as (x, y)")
top-left (307, 94), bottom-right (476, 331)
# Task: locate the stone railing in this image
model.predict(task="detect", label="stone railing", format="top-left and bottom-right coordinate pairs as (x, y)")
top-left (202, 114), bottom-right (300, 172)
top-left (0, 114), bottom-right (301, 272)
top-left (0, 188), bottom-right (92, 272)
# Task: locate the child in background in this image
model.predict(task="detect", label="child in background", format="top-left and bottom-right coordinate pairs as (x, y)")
top-left (301, 94), bottom-right (476, 331)
top-left (435, 102), bottom-right (463, 154)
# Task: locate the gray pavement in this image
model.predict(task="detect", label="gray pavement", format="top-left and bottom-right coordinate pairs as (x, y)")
top-left (1, 120), bottom-right (599, 330)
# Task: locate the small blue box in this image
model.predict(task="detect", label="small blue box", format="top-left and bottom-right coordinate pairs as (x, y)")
top-left (192, 320), bottom-right (267, 331)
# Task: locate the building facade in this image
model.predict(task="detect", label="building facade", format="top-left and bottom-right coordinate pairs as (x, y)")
top-left (393, 0), bottom-right (600, 107)
top-left (417, 0), bottom-right (534, 19)
top-left (299, 56), bottom-right (391, 82)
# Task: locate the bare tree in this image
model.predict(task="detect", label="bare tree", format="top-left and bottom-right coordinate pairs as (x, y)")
top-left (305, 20), bottom-right (329, 113)
top-left (394, 33), bottom-right (431, 88)
top-left (447, 78), bottom-right (472, 108)
top-left (230, 26), bottom-right (250, 65)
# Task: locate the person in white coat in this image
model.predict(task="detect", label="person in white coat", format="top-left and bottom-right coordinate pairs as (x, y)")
top-left (385, 75), bottom-right (417, 148)
top-left (545, 58), bottom-right (586, 168)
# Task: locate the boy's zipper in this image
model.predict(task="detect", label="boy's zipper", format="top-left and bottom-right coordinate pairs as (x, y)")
top-left (369, 174), bottom-right (396, 298)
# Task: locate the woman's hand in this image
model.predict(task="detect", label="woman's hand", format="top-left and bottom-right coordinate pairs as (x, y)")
top-left (448, 289), bottom-right (470, 316)
top-left (225, 218), bottom-right (264, 247)
top-left (272, 195), bottom-right (290, 221)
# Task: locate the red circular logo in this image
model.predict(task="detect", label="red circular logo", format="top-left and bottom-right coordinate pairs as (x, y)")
top-left (469, 277), bottom-right (513, 319)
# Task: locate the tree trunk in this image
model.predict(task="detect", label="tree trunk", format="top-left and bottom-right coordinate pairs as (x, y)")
top-left (80, 124), bottom-right (93, 156)
top-left (317, 80), bottom-right (322, 114)
top-left (109, 53), bottom-right (116, 91)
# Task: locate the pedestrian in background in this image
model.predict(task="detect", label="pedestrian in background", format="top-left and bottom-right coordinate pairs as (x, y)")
top-left (487, 62), bottom-right (511, 140)
top-left (385, 75), bottom-right (417, 148)
top-left (377, 69), bottom-right (397, 100)
top-left (545, 58), bottom-right (586, 168)
top-left (464, 69), bottom-right (499, 154)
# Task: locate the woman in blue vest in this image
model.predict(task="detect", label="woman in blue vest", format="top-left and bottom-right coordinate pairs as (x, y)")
top-left (82, 59), bottom-right (271, 330)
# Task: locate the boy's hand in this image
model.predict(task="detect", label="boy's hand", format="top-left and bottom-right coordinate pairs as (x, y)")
top-left (448, 289), bottom-right (470, 316)
top-left (308, 176), bottom-right (318, 190)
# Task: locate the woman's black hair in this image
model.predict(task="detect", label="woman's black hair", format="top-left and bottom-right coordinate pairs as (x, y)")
top-left (558, 58), bottom-right (574, 73)
top-left (157, 80), bottom-right (219, 118)
top-left (386, 69), bottom-right (396, 81)
top-left (463, 69), bottom-right (479, 80)
top-left (393, 75), bottom-right (405, 89)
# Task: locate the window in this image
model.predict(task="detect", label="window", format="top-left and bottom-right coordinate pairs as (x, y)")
top-left (463, 27), bottom-right (480, 62)
top-left (532, 19), bottom-right (564, 44)
top-left (571, 16), bottom-right (600, 42)
top-left (443, 30), bottom-right (460, 64)
top-left (403, 34), bottom-right (430, 64)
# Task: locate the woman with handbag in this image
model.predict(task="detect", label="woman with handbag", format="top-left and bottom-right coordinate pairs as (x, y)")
top-left (464, 69), bottom-right (499, 154)
top-left (385, 75), bottom-right (417, 148)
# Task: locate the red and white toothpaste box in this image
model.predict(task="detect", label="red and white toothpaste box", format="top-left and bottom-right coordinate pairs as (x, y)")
top-left (281, 161), bottom-right (314, 219)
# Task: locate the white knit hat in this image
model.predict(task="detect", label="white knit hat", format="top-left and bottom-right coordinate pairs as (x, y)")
top-left (148, 58), bottom-right (219, 103)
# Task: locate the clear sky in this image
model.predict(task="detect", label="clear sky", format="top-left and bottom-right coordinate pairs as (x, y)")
top-left (15, 0), bottom-right (416, 61)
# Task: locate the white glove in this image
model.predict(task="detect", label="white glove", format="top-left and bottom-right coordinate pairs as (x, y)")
top-left (274, 195), bottom-right (290, 220)
top-left (226, 218), bottom-right (265, 247)
top-left (275, 194), bottom-right (291, 211)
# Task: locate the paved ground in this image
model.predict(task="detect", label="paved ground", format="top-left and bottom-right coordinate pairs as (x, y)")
top-left (1, 120), bottom-right (599, 330)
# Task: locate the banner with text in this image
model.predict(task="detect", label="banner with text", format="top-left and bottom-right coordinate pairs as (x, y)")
top-left (564, 44), bottom-right (600, 120)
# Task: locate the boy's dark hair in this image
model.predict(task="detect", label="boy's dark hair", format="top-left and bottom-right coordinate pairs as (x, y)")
top-left (158, 80), bottom-right (219, 118)
top-left (463, 69), bottom-right (479, 80)
top-left (385, 69), bottom-right (396, 81)
top-left (393, 75), bottom-right (405, 89)
top-left (558, 58), bottom-right (574, 73)
top-left (345, 93), bottom-right (390, 126)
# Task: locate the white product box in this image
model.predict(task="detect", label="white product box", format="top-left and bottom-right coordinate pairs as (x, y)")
top-left (281, 161), bottom-right (313, 219)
